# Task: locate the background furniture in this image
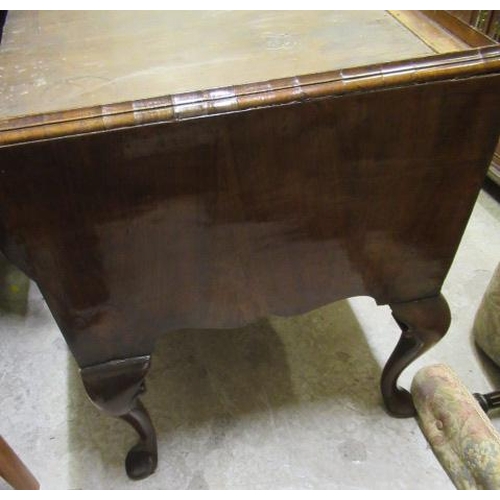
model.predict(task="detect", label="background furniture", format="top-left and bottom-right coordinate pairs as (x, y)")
top-left (413, 260), bottom-right (500, 489)
top-left (475, 262), bottom-right (500, 366)
top-left (0, 11), bottom-right (499, 480)
top-left (412, 364), bottom-right (500, 490)
top-left (0, 436), bottom-right (39, 490)
top-left (447, 11), bottom-right (500, 42)
top-left (444, 10), bottom-right (500, 186)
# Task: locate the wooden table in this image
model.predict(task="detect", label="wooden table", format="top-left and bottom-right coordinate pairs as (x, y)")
top-left (1, 11), bottom-right (499, 480)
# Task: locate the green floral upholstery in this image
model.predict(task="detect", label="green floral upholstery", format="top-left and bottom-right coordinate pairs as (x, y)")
top-left (474, 263), bottom-right (500, 367)
top-left (411, 364), bottom-right (500, 489)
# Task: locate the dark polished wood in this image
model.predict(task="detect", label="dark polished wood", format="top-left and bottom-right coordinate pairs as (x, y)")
top-left (383, 294), bottom-right (451, 417)
top-left (1, 74), bottom-right (498, 368)
top-left (474, 390), bottom-right (500, 413)
top-left (1, 15), bottom-right (500, 480)
top-left (80, 356), bottom-right (157, 480)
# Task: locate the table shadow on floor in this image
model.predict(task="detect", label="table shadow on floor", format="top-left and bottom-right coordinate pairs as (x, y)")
top-left (66, 299), bottom-right (385, 488)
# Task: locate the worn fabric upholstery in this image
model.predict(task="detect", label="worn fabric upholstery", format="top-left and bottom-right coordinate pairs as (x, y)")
top-left (411, 364), bottom-right (500, 489)
top-left (474, 263), bottom-right (500, 367)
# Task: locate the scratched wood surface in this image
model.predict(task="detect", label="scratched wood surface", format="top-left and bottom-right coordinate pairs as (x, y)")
top-left (0, 11), bottom-right (434, 120)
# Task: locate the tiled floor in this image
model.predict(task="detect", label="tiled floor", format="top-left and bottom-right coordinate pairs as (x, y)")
top-left (1, 181), bottom-right (500, 490)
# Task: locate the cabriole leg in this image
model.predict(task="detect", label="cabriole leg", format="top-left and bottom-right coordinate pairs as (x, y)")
top-left (80, 355), bottom-right (157, 480)
top-left (382, 293), bottom-right (451, 417)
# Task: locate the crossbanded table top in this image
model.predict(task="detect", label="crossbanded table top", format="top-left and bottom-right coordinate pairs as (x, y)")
top-left (0, 10), bottom-right (434, 120)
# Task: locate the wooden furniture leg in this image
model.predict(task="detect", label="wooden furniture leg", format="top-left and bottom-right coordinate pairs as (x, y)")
top-left (0, 435), bottom-right (39, 490)
top-left (473, 391), bottom-right (500, 413)
top-left (382, 294), bottom-right (451, 417)
top-left (80, 355), bottom-right (157, 480)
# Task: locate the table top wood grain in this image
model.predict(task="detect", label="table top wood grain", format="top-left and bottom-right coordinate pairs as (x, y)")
top-left (0, 11), bottom-right (434, 120)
